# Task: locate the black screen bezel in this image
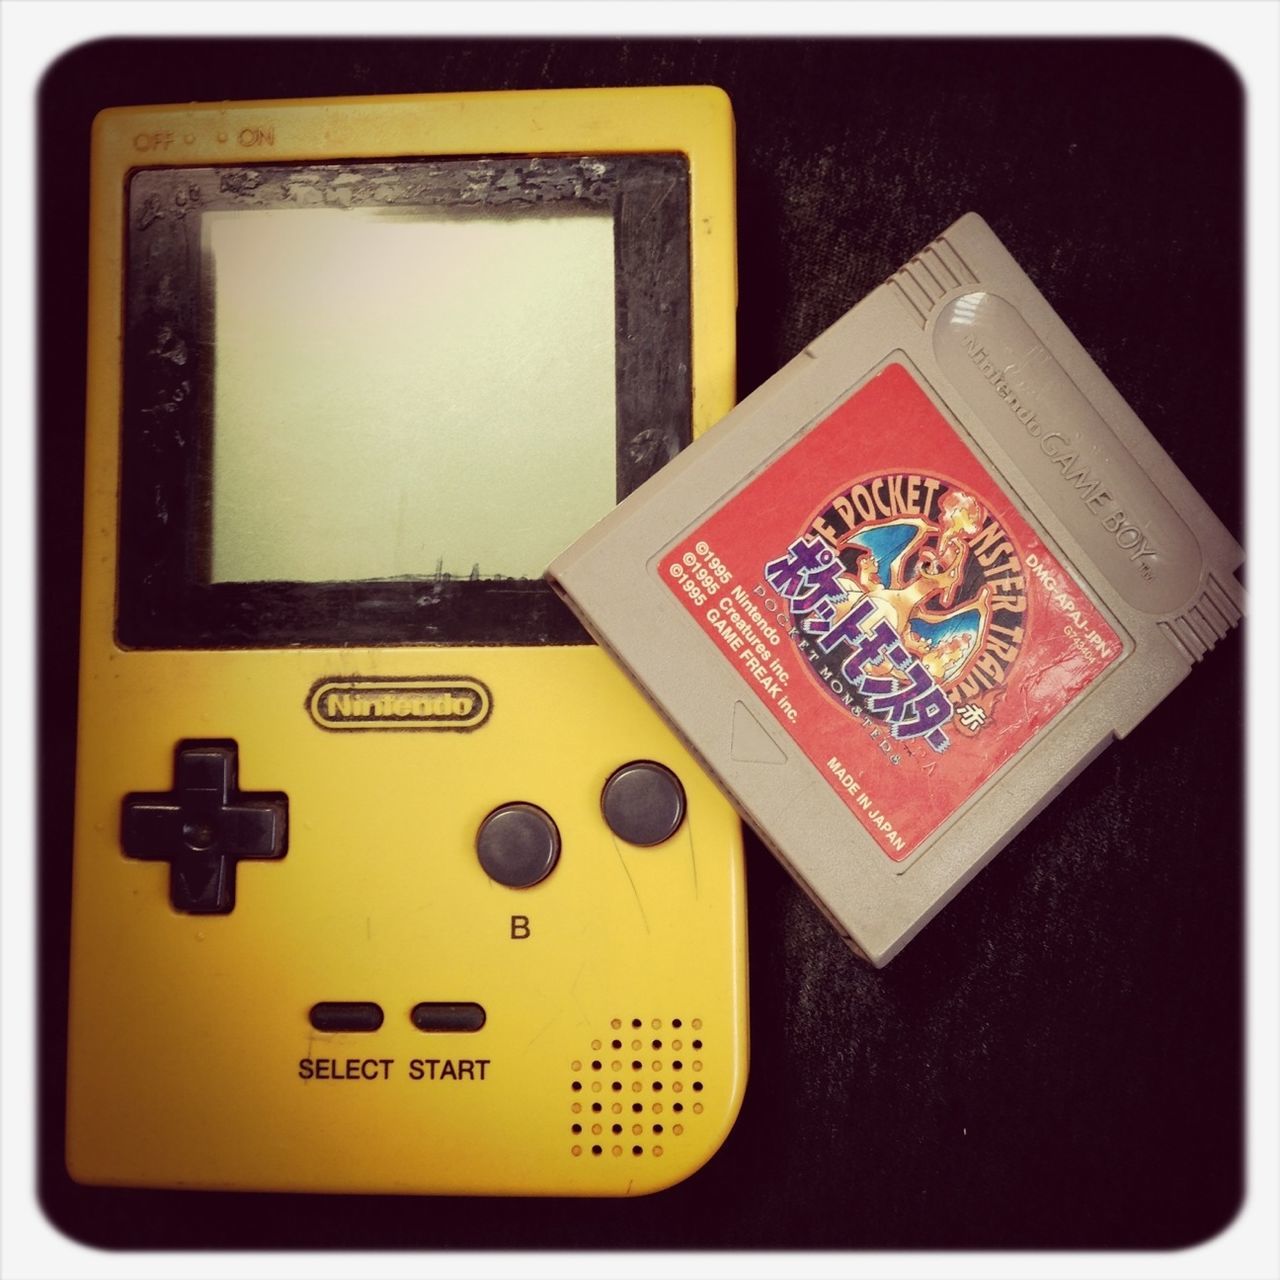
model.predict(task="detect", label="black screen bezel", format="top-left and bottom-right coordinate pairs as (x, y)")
top-left (116, 154), bottom-right (692, 648)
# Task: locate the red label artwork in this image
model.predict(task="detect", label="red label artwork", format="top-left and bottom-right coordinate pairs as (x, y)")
top-left (659, 362), bottom-right (1122, 860)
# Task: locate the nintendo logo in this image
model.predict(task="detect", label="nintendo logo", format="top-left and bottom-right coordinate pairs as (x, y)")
top-left (307, 677), bottom-right (492, 732)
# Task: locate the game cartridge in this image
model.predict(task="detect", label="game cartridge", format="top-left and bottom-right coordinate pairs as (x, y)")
top-left (549, 212), bottom-right (1244, 967)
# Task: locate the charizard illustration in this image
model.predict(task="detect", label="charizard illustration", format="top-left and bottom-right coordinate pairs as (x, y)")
top-left (827, 489), bottom-right (992, 689)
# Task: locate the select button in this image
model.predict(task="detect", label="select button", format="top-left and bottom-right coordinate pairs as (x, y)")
top-left (309, 1002), bottom-right (384, 1033)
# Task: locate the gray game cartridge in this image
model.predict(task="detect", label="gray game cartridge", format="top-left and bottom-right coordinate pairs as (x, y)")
top-left (549, 212), bottom-right (1244, 966)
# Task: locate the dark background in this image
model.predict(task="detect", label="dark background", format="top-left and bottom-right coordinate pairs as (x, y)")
top-left (39, 38), bottom-right (1244, 1250)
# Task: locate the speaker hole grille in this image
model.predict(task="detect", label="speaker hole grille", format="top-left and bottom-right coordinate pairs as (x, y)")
top-left (570, 1016), bottom-right (708, 1157)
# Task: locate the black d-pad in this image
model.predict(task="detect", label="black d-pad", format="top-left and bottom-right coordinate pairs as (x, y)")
top-left (121, 742), bottom-right (288, 914)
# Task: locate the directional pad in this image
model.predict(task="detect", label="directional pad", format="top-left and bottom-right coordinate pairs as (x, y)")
top-left (121, 742), bottom-right (288, 914)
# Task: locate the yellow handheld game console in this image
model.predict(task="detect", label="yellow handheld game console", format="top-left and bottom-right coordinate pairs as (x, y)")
top-left (66, 87), bottom-right (747, 1196)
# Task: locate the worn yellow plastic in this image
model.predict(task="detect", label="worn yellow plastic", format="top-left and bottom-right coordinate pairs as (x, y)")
top-left (66, 87), bottom-right (745, 1196)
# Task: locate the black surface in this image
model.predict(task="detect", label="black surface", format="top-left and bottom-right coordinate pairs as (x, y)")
top-left (475, 802), bottom-right (562, 889)
top-left (310, 1003), bottom-right (385, 1034)
top-left (39, 37), bottom-right (1243, 1249)
top-left (120, 741), bottom-right (287, 914)
top-left (410, 1003), bottom-right (488, 1034)
top-left (117, 155), bottom-right (690, 649)
top-left (601, 761), bottom-right (688, 846)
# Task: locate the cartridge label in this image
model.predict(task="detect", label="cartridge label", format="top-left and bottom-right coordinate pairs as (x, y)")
top-left (660, 360), bottom-right (1122, 861)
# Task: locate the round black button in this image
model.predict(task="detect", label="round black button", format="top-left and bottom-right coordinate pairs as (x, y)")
top-left (476, 803), bottom-right (560, 888)
top-left (601, 762), bottom-right (687, 846)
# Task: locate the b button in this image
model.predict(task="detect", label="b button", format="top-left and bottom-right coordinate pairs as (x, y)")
top-left (476, 803), bottom-right (560, 888)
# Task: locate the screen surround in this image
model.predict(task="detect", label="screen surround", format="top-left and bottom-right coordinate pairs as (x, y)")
top-left (117, 155), bottom-right (692, 648)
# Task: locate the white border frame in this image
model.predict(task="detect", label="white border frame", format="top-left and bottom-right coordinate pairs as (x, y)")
top-left (4, 4), bottom-right (1275, 1279)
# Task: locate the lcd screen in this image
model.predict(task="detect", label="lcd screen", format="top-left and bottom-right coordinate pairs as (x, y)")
top-left (204, 206), bottom-right (618, 584)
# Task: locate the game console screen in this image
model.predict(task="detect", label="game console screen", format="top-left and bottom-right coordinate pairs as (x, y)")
top-left (204, 206), bottom-right (618, 584)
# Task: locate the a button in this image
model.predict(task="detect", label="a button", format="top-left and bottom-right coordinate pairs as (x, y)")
top-left (310, 1002), bottom-right (384, 1032)
top-left (476, 803), bottom-right (559, 887)
top-left (601, 761), bottom-right (686, 846)
top-left (121, 741), bottom-right (288, 914)
top-left (411, 1002), bottom-right (487, 1032)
